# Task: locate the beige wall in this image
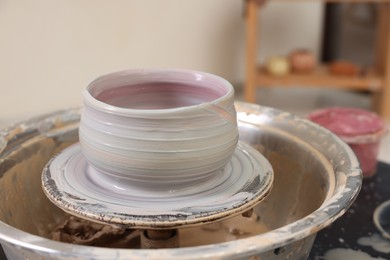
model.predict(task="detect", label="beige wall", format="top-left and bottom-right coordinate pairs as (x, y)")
top-left (0, 0), bottom-right (323, 127)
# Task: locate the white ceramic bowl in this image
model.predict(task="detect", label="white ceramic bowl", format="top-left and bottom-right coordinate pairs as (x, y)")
top-left (79, 69), bottom-right (238, 188)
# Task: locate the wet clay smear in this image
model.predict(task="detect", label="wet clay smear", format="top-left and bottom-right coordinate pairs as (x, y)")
top-left (51, 216), bottom-right (140, 248)
top-left (51, 214), bottom-right (269, 248)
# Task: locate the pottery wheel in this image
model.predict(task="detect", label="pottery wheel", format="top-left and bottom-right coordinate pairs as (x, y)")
top-left (42, 141), bottom-right (273, 229)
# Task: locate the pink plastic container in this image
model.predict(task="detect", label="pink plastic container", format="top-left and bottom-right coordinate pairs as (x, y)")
top-left (309, 107), bottom-right (387, 177)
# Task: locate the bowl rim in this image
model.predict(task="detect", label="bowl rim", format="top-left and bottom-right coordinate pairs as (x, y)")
top-left (83, 69), bottom-right (235, 117)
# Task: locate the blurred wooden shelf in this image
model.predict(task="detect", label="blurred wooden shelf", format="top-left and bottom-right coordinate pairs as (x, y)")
top-left (256, 66), bottom-right (383, 91)
top-left (244, 0), bottom-right (390, 120)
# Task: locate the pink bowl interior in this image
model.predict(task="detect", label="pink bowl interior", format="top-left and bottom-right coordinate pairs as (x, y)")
top-left (94, 81), bottom-right (227, 110)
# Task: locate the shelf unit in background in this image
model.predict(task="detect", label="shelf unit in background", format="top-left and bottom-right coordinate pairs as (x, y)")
top-left (244, 0), bottom-right (390, 120)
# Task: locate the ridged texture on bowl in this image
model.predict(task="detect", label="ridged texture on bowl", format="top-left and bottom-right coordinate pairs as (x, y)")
top-left (79, 69), bottom-right (238, 186)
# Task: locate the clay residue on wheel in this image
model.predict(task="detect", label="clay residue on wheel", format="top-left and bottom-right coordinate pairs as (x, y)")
top-left (51, 216), bottom-right (140, 248)
top-left (51, 213), bottom-right (269, 248)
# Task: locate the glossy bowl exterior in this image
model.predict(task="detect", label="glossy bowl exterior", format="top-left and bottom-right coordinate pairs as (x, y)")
top-left (0, 102), bottom-right (362, 259)
top-left (79, 69), bottom-right (238, 187)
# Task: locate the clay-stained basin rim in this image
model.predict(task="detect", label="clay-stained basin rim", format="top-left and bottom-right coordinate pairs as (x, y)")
top-left (0, 102), bottom-right (362, 259)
